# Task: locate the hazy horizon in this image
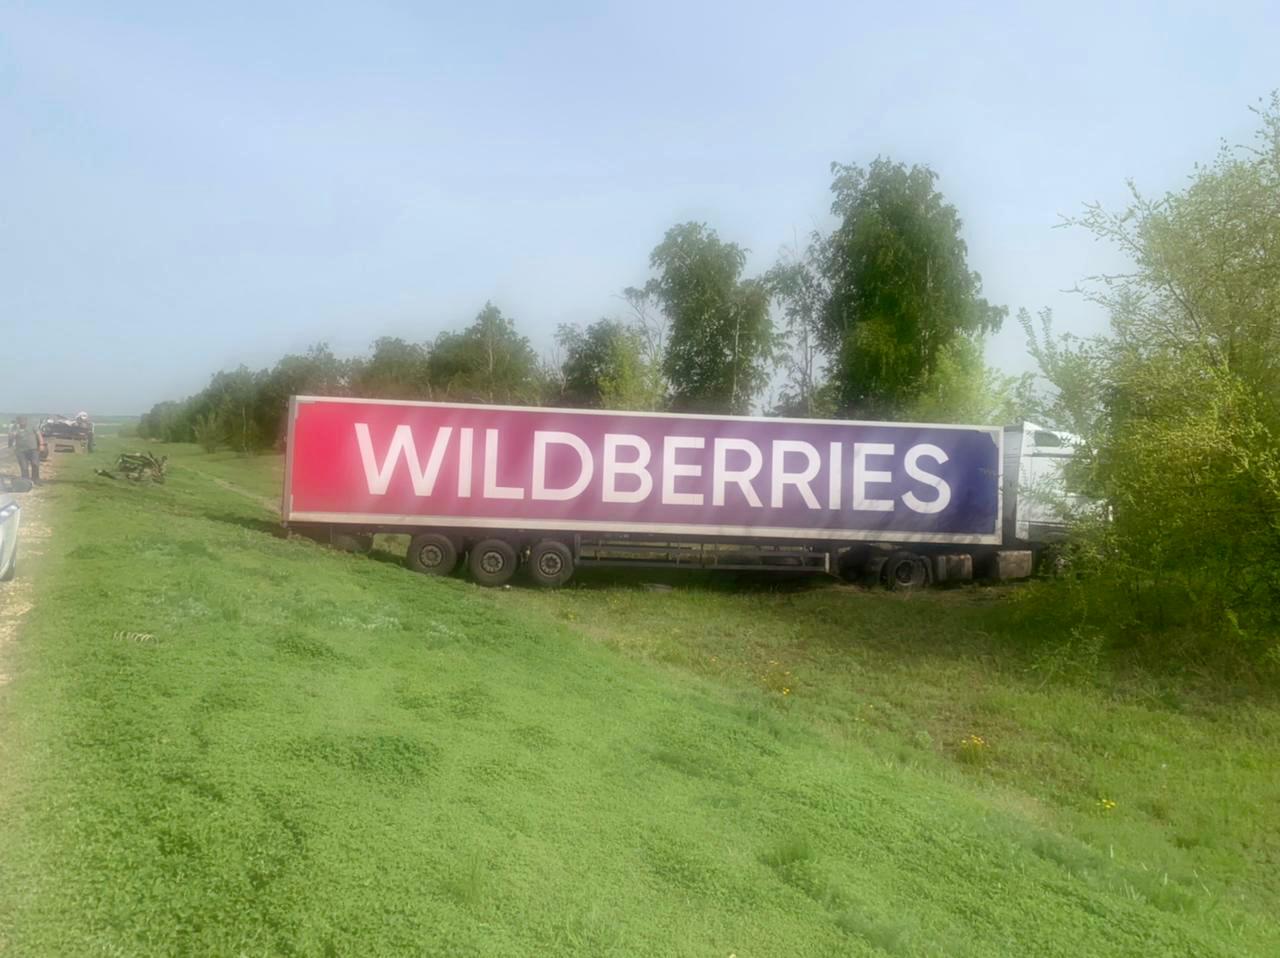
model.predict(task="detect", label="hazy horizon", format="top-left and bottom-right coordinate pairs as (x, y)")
top-left (4, 1), bottom-right (1277, 414)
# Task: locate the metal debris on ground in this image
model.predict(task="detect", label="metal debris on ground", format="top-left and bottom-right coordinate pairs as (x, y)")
top-left (111, 452), bottom-right (168, 483)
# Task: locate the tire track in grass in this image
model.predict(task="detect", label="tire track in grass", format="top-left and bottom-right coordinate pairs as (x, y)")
top-left (196, 472), bottom-right (279, 515)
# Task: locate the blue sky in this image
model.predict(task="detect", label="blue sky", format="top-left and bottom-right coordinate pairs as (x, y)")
top-left (2, 0), bottom-right (1276, 414)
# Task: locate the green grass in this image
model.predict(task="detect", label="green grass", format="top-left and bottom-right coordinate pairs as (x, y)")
top-left (1, 438), bottom-right (1277, 955)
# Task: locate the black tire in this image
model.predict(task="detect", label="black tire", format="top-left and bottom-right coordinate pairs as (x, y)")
top-left (406, 533), bottom-right (458, 576)
top-left (837, 546), bottom-right (870, 582)
top-left (882, 551), bottom-right (930, 591)
top-left (468, 538), bottom-right (518, 587)
top-left (527, 540), bottom-right (574, 588)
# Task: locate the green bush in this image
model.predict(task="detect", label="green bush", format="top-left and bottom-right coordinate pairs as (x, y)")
top-left (1026, 95), bottom-right (1280, 673)
top-left (1093, 359), bottom-right (1280, 646)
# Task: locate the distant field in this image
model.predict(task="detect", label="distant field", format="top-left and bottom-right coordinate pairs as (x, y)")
top-left (1, 438), bottom-right (1277, 956)
top-left (89, 417), bottom-right (137, 436)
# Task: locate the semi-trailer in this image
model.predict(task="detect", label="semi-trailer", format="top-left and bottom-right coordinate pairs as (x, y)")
top-left (281, 396), bottom-right (1075, 589)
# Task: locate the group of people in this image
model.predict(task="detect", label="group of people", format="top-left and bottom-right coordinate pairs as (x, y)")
top-left (5, 416), bottom-right (45, 484)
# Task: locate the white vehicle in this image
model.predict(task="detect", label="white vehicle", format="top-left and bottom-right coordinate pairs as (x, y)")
top-left (1002, 422), bottom-right (1089, 544)
top-left (0, 477), bottom-right (32, 581)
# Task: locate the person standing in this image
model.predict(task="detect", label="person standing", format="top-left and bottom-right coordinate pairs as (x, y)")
top-left (13, 416), bottom-right (45, 484)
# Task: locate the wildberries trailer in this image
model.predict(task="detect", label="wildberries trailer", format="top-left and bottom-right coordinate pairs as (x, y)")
top-left (281, 396), bottom-right (1058, 588)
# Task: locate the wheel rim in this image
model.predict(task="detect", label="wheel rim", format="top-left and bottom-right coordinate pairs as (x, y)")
top-left (418, 544), bottom-right (444, 568)
top-left (894, 562), bottom-right (915, 585)
top-left (480, 550), bottom-right (506, 575)
top-left (538, 551), bottom-right (563, 578)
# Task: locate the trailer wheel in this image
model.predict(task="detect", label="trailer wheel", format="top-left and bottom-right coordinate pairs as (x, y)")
top-left (837, 546), bottom-right (870, 582)
top-left (528, 540), bottom-right (574, 588)
top-left (882, 551), bottom-right (930, 591)
top-left (407, 533), bottom-right (458, 576)
top-left (468, 538), bottom-right (518, 587)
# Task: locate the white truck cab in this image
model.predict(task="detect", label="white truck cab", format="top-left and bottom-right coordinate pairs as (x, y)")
top-left (1002, 422), bottom-right (1088, 545)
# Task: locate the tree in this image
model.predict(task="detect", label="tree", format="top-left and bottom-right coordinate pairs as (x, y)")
top-left (1018, 308), bottom-right (1112, 440)
top-left (352, 337), bottom-right (432, 399)
top-left (643, 223), bottom-right (773, 414)
top-left (255, 343), bottom-right (352, 446)
top-left (428, 303), bottom-right (541, 404)
top-left (821, 158), bottom-right (1005, 415)
top-left (620, 285), bottom-right (670, 397)
top-left (1026, 95), bottom-right (1280, 659)
top-left (192, 411), bottom-right (224, 453)
top-left (763, 239), bottom-right (832, 417)
top-left (1060, 96), bottom-right (1280, 398)
top-left (209, 366), bottom-right (262, 454)
top-left (557, 318), bottom-right (664, 410)
top-left (137, 400), bottom-right (187, 442)
top-left (900, 335), bottom-right (1029, 426)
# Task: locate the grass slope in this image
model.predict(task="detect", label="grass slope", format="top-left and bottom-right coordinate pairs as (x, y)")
top-left (0, 439), bottom-right (1276, 956)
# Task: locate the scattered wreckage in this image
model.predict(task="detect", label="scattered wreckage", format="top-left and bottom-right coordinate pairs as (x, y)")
top-left (95, 452), bottom-right (168, 484)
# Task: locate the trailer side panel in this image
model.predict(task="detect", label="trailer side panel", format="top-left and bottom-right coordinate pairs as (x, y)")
top-left (283, 397), bottom-right (1002, 545)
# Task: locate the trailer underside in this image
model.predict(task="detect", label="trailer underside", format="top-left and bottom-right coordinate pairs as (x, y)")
top-left (285, 521), bottom-right (1036, 590)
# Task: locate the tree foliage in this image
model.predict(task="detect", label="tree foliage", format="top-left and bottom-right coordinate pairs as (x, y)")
top-left (254, 344), bottom-right (353, 444)
top-left (900, 335), bottom-right (1029, 426)
top-left (556, 318), bottom-right (664, 411)
top-left (763, 243), bottom-right (832, 417)
top-left (821, 158), bottom-right (1005, 415)
top-left (192, 411), bottom-right (224, 453)
top-left (137, 400), bottom-right (189, 444)
top-left (352, 337), bottom-right (432, 400)
top-left (1027, 95), bottom-right (1280, 664)
top-left (429, 303), bottom-right (541, 404)
top-left (138, 305), bottom-right (552, 452)
top-left (139, 166), bottom-right (1014, 440)
top-left (643, 223), bottom-right (773, 414)
top-left (619, 285), bottom-right (670, 402)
